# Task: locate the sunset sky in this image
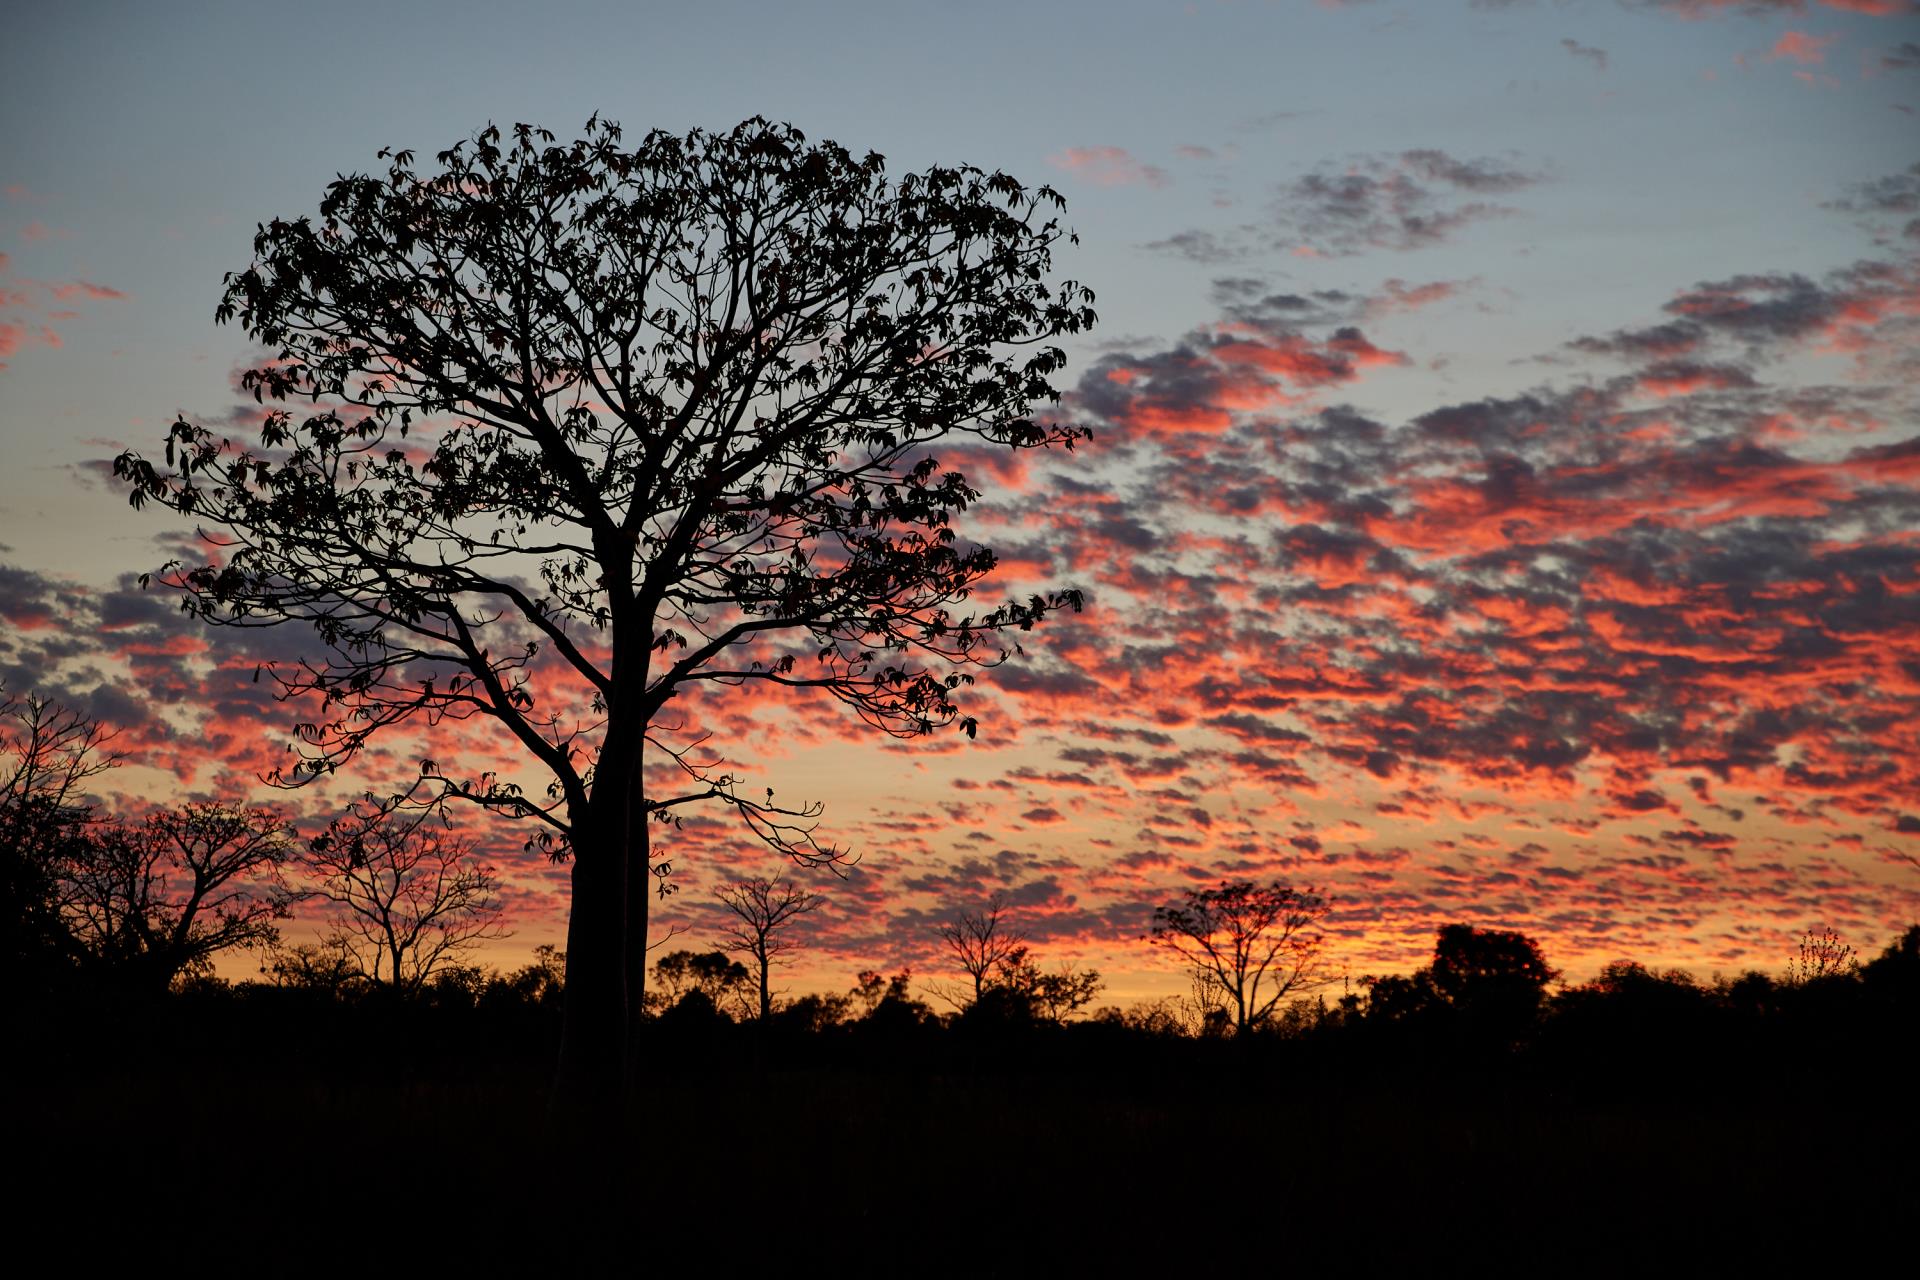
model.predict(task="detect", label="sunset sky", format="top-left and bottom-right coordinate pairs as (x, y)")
top-left (3, 0), bottom-right (1917, 1004)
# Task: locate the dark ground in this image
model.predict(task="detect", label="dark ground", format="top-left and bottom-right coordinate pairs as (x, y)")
top-left (8, 987), bottom-right (1911, 1272)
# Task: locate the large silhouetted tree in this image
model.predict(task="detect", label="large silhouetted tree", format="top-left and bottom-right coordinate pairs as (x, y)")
top-left (304, 798), bottom-right (510, 992)
top-left (1149, 881), bottom-right (1331, 1036)
top-left (113, 117), bottom-right (1094, 1101)
top-left (715, 873), bottom-right (821, 1019)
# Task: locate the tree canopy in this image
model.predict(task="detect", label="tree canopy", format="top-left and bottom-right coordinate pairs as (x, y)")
top-left (112, 116), bottom-right (1096, 1098)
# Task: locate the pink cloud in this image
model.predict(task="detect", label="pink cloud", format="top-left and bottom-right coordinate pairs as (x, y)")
top-left (1047, 146), bottom-right (1171, 189)
top-left (1770, 31), bottom-right (1838, 64)
top-left (1368, 278), bottom-right (1467, 316)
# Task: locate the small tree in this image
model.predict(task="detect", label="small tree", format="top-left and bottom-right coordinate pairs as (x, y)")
top-left (1148, 881), bottom-right (1331, 1036)
top-left (938, 892), bottom-right (1028, 1005)
top-left (1786, 926), bottom-right (1859, 986)
top-left (303, 798), bottom-right (510, 992)
top-left (113, 117), bottom-right (1095, 1100)
top-left (715, 873), bottom-right (822, 1019)
top-left (60, 803), bottom-right (296, 989)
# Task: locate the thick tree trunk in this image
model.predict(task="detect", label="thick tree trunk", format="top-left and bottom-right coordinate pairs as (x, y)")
top-left (553, 803), bottom-right (631, 1118)
top-left (553, 725), bottom-right (654, 1123)
top-left (624, 798), bottom-right (651, 1091)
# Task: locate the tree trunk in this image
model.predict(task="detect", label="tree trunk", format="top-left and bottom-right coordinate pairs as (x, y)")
top-left (554, 802), bottom-right (631, 1119)
top-left (758, 952), bottom-right (771, 1021)
top-left (624, 795), bottom-right (651, 1092)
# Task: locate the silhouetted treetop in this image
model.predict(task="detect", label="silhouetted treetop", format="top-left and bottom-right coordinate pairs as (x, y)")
top-left (1429, 924), bottom-right (1558, 1002)
top-left (1149, 881), bottom-right (1331, 1036)
top-left (116, 115), bottom-right (1095, 804)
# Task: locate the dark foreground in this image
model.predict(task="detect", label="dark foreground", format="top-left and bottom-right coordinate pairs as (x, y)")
top-left (9, 981), bottom-right (1912, 1272)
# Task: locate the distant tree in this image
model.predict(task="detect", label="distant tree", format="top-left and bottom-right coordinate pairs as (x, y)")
top-left (848, 967), bottom-right (932, 1031)
top-left (1547, 959), bottom-right (1707, 1055)
top-left (1109, 997), bottom-right (1192, 1038)
top-left (1714, 969), bottom-right (1781, 1018)
top-left (1785, 926), bottom-right (1859, 986)
top-left (1358, 969), bottom-right (1446, 1024)
top-left (1860, 925), bottom-right (1918, 997)
top-left (986, 952), bottom-right (1104, 1024)
top-left (1584, 959), bottom-right (1698, 997)
top-left (767, 989), bottom-right (853, 1034)
top-left (651, 948), bottom-right (752, 1019)
top-left (262, 934), bottom-right (367, 995)
top-left (1429, 924), bottom-right (1558, 1002)
top-left (303, 798), bottom-right (510, 992)
top-left (849, 967), bottom-right (917, 1018)
top-left (60, 803), bottom-right (297, 989)
top-left (112, 116), bottom-right (1095, 1101)
top-left (715, 873), bottom-right (822, 1019)
top-left (1427, 923), bottom-right (1558, 1041)
top-left (496, 942), bottom-right (568, 1007)
top-left (422, 961), bottom-right (492, 1008)
top-left (0, 685), bottom-right (119, 973)
top-left (938, 893), bottom-right (1028, 1005)
top-left (1148, 881), bottom-right (1331, 1036)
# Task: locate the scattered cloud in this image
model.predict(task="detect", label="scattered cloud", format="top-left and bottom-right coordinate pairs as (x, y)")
top-left (0, 255), bottom-right (129, 367)
top-left (1272, 149), bottom-right (1547, 255)
top-left (1047, 146), bottom-right (1172, 189)
top-left (1767, 30), bottom-right (1839, 64)
top-left (1824, 161), bottom-right (1920, 243)
top-left (1146, 152), bottom-right (1544, 266)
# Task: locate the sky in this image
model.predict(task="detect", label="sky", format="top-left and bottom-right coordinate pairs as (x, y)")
top-left (3, 0), bottom-right (1918, 1005)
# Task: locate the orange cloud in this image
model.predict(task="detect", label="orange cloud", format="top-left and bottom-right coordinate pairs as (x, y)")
top-left (1769, 31), bottom-right (1838, 65)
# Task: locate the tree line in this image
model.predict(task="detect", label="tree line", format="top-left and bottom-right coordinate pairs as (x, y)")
top-left (11, 680), bottom-right (1911, 1056)
top-left (3, 684), bottom-right (504, 995)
